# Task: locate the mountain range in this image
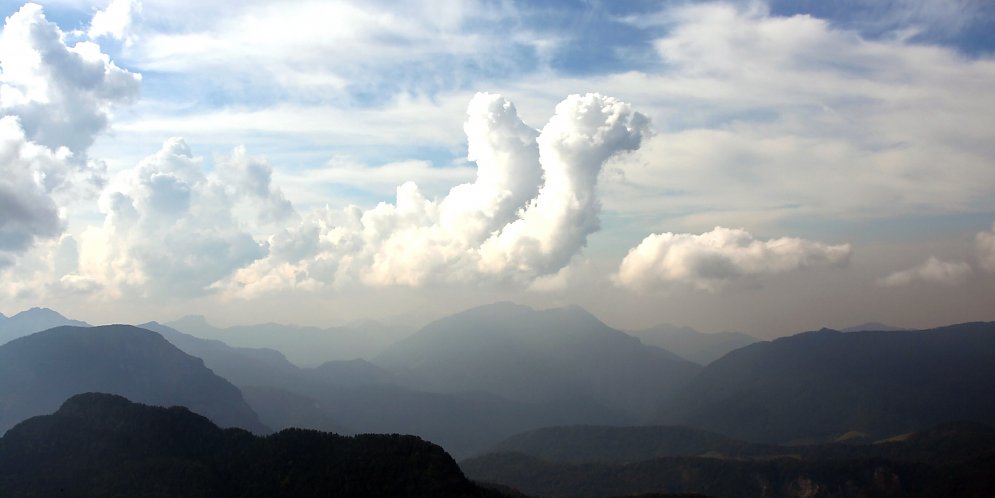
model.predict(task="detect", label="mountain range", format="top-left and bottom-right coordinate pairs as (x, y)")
top-left (375, 302), bottom-right (701, 419)
top-left (657, 322), bottom-right (995, 443)
top-left (165, 315), bottom-right (411, 366)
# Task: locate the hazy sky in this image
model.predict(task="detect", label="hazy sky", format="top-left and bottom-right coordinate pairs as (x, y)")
top-left (1, 0), bottom-right (994, 337)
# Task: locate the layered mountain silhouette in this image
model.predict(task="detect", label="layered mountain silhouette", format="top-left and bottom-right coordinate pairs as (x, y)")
top-left (0, 307), bottom-right (89, 345)
top-left (657, 322), bottom-right (995, 443)
top-left (0, 325), bottom-right (266, 435)
top-left (376, 302), bottom-right (701, 419)
top-left (462, 422), bottom-right (995, 497)
top-left (0, 393), bottom-right (498, 497)
top-left (165, 314), bottom-right (411, 366)
top-left (140, 321), bottom-right (622, 457)
top-left (628, 324), bottom-right (758, 365)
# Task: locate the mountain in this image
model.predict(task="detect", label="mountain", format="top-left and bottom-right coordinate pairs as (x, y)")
top-left (0, 393), bottom-right (501, 497)
top-left (462, 422), bottom-right (995, 498)
top-left (0, 325), bottom-right (267, 434)
top-left (840, 322), bottom-right (906, 332)
top-left (375, 302), bottom-right (701, 419)
top-left (0, 307), bottom-right (89, 345)
top-left (629, 324), bottom-right (758, 365)
top-left (138, 321), bottom-right (311, 390)
top-left (140, 321), bottom-right (618, 457)
top-left (657, 322), bottom-right (995, 443)
top-left (165, 315), bottom-right (411, 366)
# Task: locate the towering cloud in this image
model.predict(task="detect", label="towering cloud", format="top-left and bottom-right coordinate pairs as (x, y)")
top-left (225, 93), bottom-right (648, 295)
top-left (79, 139), bottom-right (290, 297)
top-left (615, 226), bottom-right (851, 292)
top-left (0, 4), bottom-right (139, 266)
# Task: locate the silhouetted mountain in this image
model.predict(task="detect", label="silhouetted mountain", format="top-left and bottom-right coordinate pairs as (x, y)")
top-left (166, 315), bottom-right (411, 366)
top-left (629, 324), bottom-right (758, 365)
top-left (462, 422), bottom-right (995, 497)
top-left (0, 393), bottom-right (501, 497)
top-left (0, 307), bottom-right (89, 345)
top-left (657, 322), bottom-right (995, 443)
top-left (139, 321), bottom-right (310, 390)
top-left (0, 325), bottom-right (266, 434)
top-left (141, 321), bottom-right (612, 457)
top-left (840, 322), bottom-right (906, 332)
top-left (376, 303), bottom-right (701, 419)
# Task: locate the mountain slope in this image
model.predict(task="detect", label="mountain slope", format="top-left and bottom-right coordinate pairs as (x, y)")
top-left (0, 307), bottom-right (89, 345)
top-left (657, 322), bottom-right (995, 443)
top-left (0, 325), bottom-right (266, 434)
top-left (376, 302), bottom-right (701, 419)
top-left (0, 393), bottom-right (497, 497)
top-left (630, 324), bottom-right (758, 365)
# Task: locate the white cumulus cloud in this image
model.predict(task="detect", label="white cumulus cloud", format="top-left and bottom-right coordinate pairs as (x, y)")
top-left (222, 92), bottom-right (648, 296)
top-left (89, 0), bottom-right (141, 43)
top-left (77, 138), bottom-right (292, 298)
top-left (0, 3), bottom-right (139, 267)
top-left (878, 256), bottom-right (972, 287)
top-left (615, 226), bottom-right (851, 292)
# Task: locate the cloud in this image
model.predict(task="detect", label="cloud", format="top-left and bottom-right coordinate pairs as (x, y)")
top-left (615, 226), bottom-right (851, 292)
top-left (89, 0), bottom-right (141, 43)
top-left (0, 117), bottom-right (70, 260)
top-left (222, 92), bottom-right (648, 296)
top-left (878, 256), bottom-right (972, 287)
top-left (977, 223), bottom-right (995, 272)
top-left (77, 139), bottom-right (291, 298)
top-left (0, 3), bottom-right (140, 155)
top-left (0, 3), bottom-right (138, 266)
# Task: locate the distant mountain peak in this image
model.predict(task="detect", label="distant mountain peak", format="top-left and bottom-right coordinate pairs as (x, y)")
top-left (841, 322), bottom-right (906, 333)
top-left (13, 307), bottom-right (69, 320)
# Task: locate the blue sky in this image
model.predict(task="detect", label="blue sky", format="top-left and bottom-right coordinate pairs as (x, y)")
top-left (0, 0), bottom-right (993, 336)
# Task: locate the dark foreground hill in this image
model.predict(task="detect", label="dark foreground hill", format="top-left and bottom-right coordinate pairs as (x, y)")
top-left (0, 325), bottom-right (267, 434)
top-left (657, 322), bottom-right (995, 443)
top-left (0, 393), bottom-right (501, 498)
top-left (462, 422), bottom-right (995, 498)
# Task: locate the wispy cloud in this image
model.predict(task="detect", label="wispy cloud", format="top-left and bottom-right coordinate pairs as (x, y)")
top-left (878, 256), bottom-right (972, 287)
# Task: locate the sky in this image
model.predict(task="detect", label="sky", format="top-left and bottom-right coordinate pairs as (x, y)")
top-left (0, 0), bottom-right (993, 337)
